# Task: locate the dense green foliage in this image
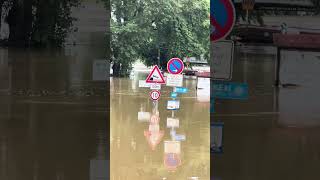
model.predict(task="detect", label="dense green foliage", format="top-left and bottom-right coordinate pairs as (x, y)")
top-left (0, 0), bottom-right (80, 47)
top-left (108, 0), bottom-right (209, 77)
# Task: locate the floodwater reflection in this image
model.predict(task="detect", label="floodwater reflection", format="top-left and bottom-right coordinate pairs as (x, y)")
top-left (0, 47), bottom-right (108, 180)
top-left (110, 77), bottom-right (210, 179)
top-left (212, 46), bottom-right (320, 180)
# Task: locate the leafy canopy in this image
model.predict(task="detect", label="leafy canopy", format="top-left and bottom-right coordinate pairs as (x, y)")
top-left (109, 0), bottom-right (209, 76)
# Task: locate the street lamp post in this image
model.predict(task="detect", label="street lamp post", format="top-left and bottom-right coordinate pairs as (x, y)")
top-left (158, 48), bottom-right (160, 67)
top-left (152, 22), bottom-right (161, 68)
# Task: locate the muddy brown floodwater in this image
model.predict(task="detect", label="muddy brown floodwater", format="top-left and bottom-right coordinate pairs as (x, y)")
top-left (110, 76), bottom-right (210, 180)
top-left (0, 48), bottom-right (108, 180)
top-left (212, 46), bottom-right (320, 180)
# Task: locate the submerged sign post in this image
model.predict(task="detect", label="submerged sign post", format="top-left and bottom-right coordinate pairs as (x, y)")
top-left (164, 57), bottom-right (187, 170)
top-left (211, 122), bottom-right (224, 153)
top-left (145, 65), bottom-right (165, 102)
top-left (164, 141), bottom-right (182, 171)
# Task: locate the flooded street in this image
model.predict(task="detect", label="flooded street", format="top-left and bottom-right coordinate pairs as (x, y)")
top-left (0, 47), bottom-right (108, 180)
top-left (110, 76), bottom-right (210, 179)
top-left (212, 46), bottom-right (320, 180)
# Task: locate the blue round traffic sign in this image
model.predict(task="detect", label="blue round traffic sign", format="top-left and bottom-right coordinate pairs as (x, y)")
top-left (167, 58), bottom-right (184, 74)
top-left (211, 0), bottom-right (236, 42)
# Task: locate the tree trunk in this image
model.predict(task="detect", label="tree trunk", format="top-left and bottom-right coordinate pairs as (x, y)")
top-left (112, 62), bottom-right (121, 77)
top-left (0, 0), bottom-right (5, 34)
top-left (7, 0), bottom-right (33, 46)
top-left (23, 0), bottom-right (33, 45)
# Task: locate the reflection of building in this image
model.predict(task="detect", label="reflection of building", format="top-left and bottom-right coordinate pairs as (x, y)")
top-left (0, 49), bottom-right (10, 93)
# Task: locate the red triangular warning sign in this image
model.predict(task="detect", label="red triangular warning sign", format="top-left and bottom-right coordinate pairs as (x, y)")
top-left (146, 65), bottom-right (166, 84)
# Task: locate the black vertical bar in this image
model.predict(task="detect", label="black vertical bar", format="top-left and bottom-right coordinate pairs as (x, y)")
top-left (275, 47), bottom-right (281, 87)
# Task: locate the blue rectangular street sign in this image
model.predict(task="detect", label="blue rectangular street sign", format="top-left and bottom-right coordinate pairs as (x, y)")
top-left (211, 122), bottom-right (224, 154)
top-left (170, 92), bottom-right (178, 99)
top-left (213, 81), bottom-right (248, 100)
top-left (174, 87), bottom-right (188, 94)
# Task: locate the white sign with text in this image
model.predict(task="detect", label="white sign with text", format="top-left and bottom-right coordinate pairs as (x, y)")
top-left (166, 74), bottom-right (183, 87)
top-left (211, 40), bottom-right (234, 80)
top-left (139, 80), bottom-right (151, 88)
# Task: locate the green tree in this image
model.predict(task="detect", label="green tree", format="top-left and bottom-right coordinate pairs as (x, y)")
top-left (109, 0), bottom-right (209, 77)
top-left (0, 0), bottom-right (80, 47)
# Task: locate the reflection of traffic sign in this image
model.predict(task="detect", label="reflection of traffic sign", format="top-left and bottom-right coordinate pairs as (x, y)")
top-left (164, 153), bottom-right (181, 171)
top-left (138, 111), bottom-right (151, 122)
top-left (150, 90), bottom-right (161, 101)
top-left (167, 100), bottom-right (180, 110)
top-left (146, 65), bottom-right (166, 84)
top-left (174, 87), bottom-right (188, 94)
top-left (149, 124), bottom-right (160, 132)
top-left (167, 118), bottom-right (179, 128)
top-left (166, 74), bottom-right (183, 87)
top-left (211, 122), bottom-right (224, 153)
top-left (90, 160), bottom-right (108, 180)
top-left (164, 141), bottom-right (181, 154)
top-left (210, 0), bottom-right (236, 42)
top-left (170, 92), bottom-right (178, 99)
top-left (174, 134), bottom-right (186, 141)
top-left (144, 130), bottom-right (164, 151)
top-left (92, 60), bottom-right (108, 81)
top-left (211, 40), bottom-right (234, 80)
top-left (167, 58), bottom-right (184, 74)
top-left (150, 115), bottom-right (160, 124)
top-left (213, 81), bottom-right (248, 100)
